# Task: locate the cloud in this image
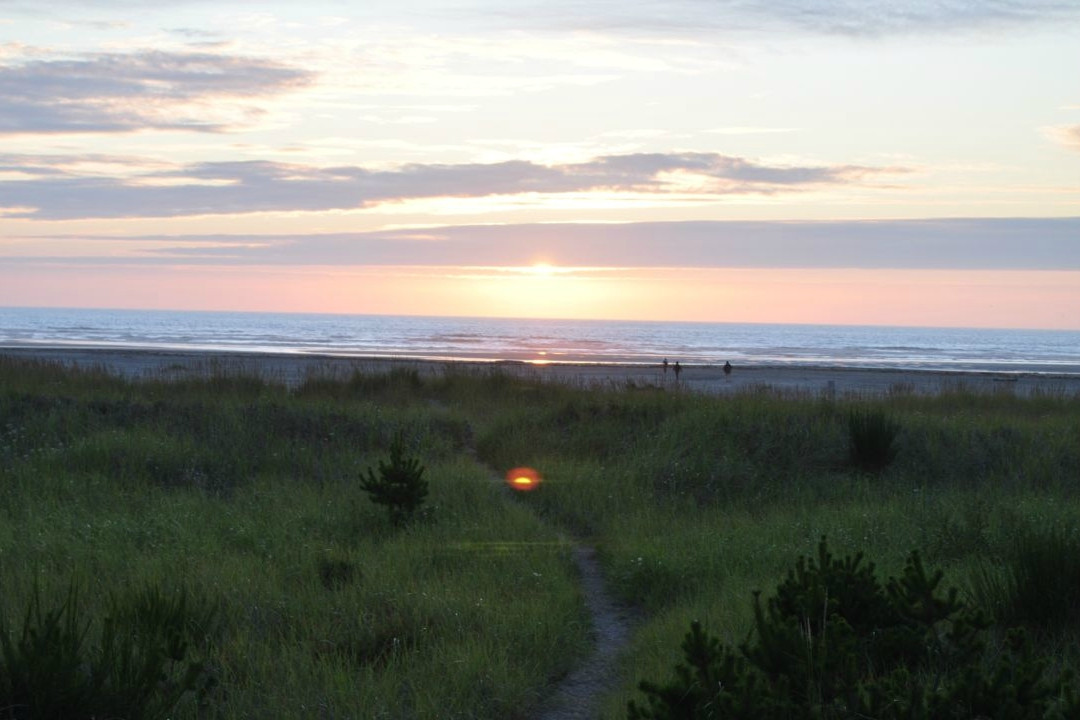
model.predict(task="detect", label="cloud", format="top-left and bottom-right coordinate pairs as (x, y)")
top-left (0, 152), bottom-right (905, 220)
top-left (12, 218), bottom-right (1080, 271)
top-left (733, 0), bottom-right (1080, 36)
top-left (9, 0), bottom-right (1077, 38)
top-left (1044, 124), bottom-right (1080, 153)
top-left (707, 127), bottom-right (798, 135)
top-left (0, 152), bottom-right (168, 176)
top-left (0, 49), bottom-right (313, 134)
top-left (511, 0), bottom-right (1080, 37)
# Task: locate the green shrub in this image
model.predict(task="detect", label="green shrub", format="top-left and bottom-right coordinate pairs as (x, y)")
top-left (629, 539), bottom-right (1079, 719)
top-left (847, 409), bottom-right (900, 473)
top-left (0, 583), bottom-right (219, 720)
top-left (359, 432), bottom-right (428, 526)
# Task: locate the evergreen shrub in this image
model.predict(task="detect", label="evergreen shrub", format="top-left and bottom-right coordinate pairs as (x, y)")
top-left (359, 432), bottom-right (428, 526)
top-left (629, 538), bottom-right (1079, 719)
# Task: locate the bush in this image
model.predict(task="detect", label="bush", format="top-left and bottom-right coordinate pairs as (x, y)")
top-left (0, 583), bottom-right (219, 720)
top-left (629, 539), bottom-right (1079, 719)
top-left (359, 432), bottom-right (428, 526)
top-left (847, 409), bottom-right (899, 473)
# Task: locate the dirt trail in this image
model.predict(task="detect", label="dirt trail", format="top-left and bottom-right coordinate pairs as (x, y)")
top-left (534, 543), bottom-right (632, 720)
top-left (472, 457), bottom-right (635, 718)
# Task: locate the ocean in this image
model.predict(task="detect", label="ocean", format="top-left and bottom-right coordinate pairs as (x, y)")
top-left (1, 307), bottom-right (1079, 375)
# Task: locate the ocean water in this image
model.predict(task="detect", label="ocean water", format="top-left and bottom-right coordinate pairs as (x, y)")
top-left (1, 307), bottom-right (1079, 374)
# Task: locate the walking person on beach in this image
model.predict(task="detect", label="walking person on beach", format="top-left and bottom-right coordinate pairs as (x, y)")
top-left (662, 358), bottom-right (669, 377)
top-left (723, 361), bottom-right (732, 378)
top-left (673, 361), bottom-right (681, 383)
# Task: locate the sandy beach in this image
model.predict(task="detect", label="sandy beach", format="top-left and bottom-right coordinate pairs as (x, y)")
top-left (3, 346), bottom-right (1079, 398)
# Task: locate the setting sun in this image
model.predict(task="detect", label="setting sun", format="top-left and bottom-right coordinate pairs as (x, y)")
top-left (529, 262), bottom-right (556, 277)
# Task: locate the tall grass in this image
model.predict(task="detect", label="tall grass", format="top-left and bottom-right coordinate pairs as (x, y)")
top-left (1, 356), bottom-right (1078, 719)
top-left (847, 408), bottom-right (900, 473)
top-left (970, 525), bottom-right (1080, 634)
top-left (0, 582), bottom-right (219, 720)
top-left (0, 360), bottom-right (588, 719)
top-left (464, 374), bottom-right (1080, 718)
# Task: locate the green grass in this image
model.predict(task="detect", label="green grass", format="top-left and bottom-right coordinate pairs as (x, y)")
top-left (1, 356), bottom-right (1079, 718)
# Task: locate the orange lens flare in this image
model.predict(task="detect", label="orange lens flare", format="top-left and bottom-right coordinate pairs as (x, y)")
top-left (505, 466), bottom-right (542, 492)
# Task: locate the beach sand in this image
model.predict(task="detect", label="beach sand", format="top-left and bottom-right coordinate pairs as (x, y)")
top-left (2, 346), bottom-right (1078, 398)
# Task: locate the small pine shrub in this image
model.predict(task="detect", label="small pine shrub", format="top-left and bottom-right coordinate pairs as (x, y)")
top-left (629, 538), bottom-right (1079, 719)
top-left (359, 433), bottom-right (428, 526)
top-left (847, 409), bottom-right (900, 473)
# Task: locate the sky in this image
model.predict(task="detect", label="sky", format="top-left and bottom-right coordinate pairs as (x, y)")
top-left (1, 0), bottom-right (1078, 329)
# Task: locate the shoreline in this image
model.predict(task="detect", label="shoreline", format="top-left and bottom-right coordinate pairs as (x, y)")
top-left (2, 346), bottom-right (1079, 397)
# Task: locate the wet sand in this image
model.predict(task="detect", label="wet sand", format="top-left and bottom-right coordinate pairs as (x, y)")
top-left (2, 346), bottom-right (1078, 397)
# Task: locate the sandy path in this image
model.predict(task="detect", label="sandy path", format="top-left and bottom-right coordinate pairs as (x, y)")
top-left (535, 544), bottom-right (631, 720)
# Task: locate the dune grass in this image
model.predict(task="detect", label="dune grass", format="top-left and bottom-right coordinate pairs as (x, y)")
top-left (468, 378), bottom-right (1080, 718)
top-left (1, 355), bottom-right (1078, 718)
top-left (0, 358), bottom-right (586, 718)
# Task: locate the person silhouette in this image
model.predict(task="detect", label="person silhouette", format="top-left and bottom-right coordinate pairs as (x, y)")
top-left (673, 361), bottom-right (682, 382)
top-left (723, 361), bottom-right (732, 378)
top-left (662, 358), bottom-right (669, 376)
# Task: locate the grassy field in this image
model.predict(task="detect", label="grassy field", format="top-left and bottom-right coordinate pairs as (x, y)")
top-left (1, 356), bottom-right (1078, 718)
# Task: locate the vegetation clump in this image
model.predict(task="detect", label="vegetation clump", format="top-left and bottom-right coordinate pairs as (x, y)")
top-left (0, 583), bottom-right (219, 720)
top-left (970, 525), bottom-right (1080, 635)
top-left (629, 538), bottom-right (1079, 719)
top-left (847, 408), bottom-right (900, 473)
top-left (359, 432), bottom-right (429, 526)
top-left (317, 556), bottom-right (359, 590)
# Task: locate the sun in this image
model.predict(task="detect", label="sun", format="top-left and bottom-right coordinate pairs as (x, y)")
top-left (528, 262), bottom-right (556, 277)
